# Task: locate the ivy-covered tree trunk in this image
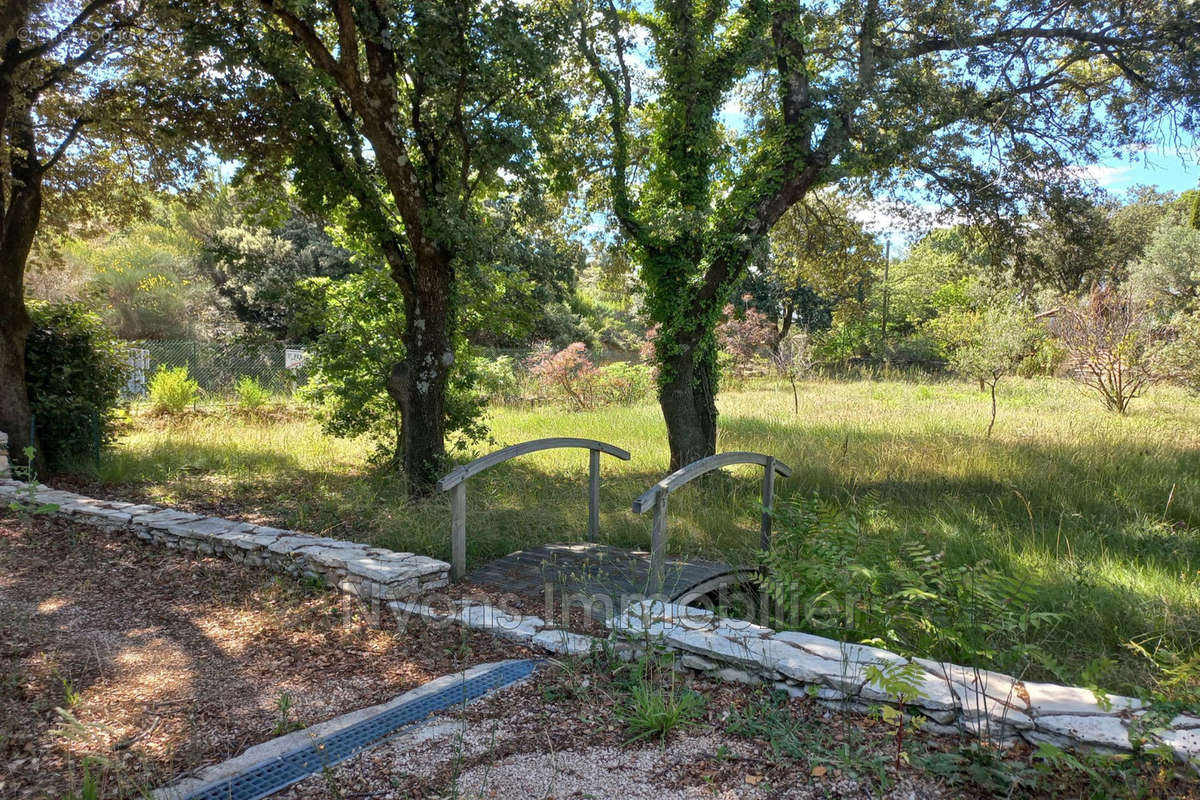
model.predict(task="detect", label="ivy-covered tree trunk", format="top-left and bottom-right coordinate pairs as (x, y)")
top-left (658, 333), bottom-right (719, 470)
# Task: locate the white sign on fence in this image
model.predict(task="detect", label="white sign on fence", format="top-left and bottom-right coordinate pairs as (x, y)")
top-left (125, 348), bottom-right (151, 396)
top-left (284, 348), bottom-right (308, 370)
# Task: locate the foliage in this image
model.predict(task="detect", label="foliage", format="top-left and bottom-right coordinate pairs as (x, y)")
top-left (148, 366), bottom-right (200, 416)
top-left (474, 356), bottom-right (524, 404)
top-left (596, 362), bottom-right (656, 405)
top-left (525, 342), bottom-right (599, 409)
top-left (762, 494), bottom-right (1062, 678)
top-left (24, 301), bottom-right (128, 471)
top-left (171, 0), bottom-right (572, 494)
top-left (1015, 187), bottom-right (1117, 293)
top-left (1154, 309), bottom-right (1200, 394)
top-left (1055, 287), bottom-right (1163, 414)
top-left (296, 268), bottom-right (486, 463)
top-left (196, 201), bottom-right (356, 340)
top-left (744, 194), bottom-right (881, 339)
top-left (67, 220), bottom-right (206, 340)
top-left (614, 649), bottom-right (706, 744)
top-left (576, 0), bottom-right (1199, 466)
top-left (717, 301), bottom-right (776, 376)
top-left (1127, 219), bottom-right (1200, 320)
top-left (934, 298), bottom-right (1033, 435)
top-left (234, 376), bottom-right (270, 413)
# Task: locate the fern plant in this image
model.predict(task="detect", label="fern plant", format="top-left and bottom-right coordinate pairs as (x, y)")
top-left (762, 493), bottom-right (1062, 680)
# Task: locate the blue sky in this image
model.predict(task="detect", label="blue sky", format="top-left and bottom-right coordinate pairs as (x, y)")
top-left (1086, 142), bottom-right (1199, 195)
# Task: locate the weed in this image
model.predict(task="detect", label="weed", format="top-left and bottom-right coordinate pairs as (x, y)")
top-left (272, 691), bottom-right (303, 735)
top-left (8, 446), bottom-right (60, 519)
top-left (614, 647), bottom-right (705, 744)
top-left (61, 675), bottom-right (81, 708)
top-left (234, 376), bottom-right (271, 413)
top-left (148, 366), bottom-right (199, 415)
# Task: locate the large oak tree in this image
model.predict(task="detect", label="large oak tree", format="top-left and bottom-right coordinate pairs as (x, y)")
top-left (172, 0), bottom-right (568, 496)
top-left (1, 0), bottom-right (191, 468)
top-left (578, 0), bottom-right (1200, 469)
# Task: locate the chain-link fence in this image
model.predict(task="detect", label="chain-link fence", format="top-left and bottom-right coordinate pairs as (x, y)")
top-left (125, 340), bottom-right (309, 398)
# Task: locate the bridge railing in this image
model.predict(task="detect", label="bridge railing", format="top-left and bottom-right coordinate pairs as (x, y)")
top-left (436, 437), bottom-right (632, 580)
top-left (632, 452), bottom-right (793, 594)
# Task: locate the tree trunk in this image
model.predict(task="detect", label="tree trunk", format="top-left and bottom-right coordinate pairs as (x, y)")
top-left (0, 100), bottom-right (43, 472)
top-left (385, 247), bottom-right (454, 498)
top-left (658, 335), bottom-right (719, 471)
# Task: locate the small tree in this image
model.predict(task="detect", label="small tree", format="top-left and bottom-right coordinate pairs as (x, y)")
top-left (1055, 287), bottom-right (1161, 414)
top-left (769, 330), bottom-right (813, 415)
top-left (716, 300), bottom-right (776, 377)
top-left (947, 307), bottom-right (1031, 437)
top-left (525, 342), bottom-right (598, 410)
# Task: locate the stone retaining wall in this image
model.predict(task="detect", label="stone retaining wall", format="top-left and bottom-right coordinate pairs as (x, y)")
top-left (0, 479), bottom-right (449, 600)
top-left (4, 475), bottom-right (1197, 768)
top-left (389, 596), bottom-right (1200, 770)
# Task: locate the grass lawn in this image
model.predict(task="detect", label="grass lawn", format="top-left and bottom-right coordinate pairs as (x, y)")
top-left (84, 376), bottom-right (1200, 695)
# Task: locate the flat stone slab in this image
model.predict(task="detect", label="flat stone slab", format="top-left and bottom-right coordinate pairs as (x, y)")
top-left (1020, 679), bottom-right (1142, 717)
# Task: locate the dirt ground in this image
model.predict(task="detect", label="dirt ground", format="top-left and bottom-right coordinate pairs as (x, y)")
top-left (0, 511), bottom-right (528, 799)
top-left (276, 668), bottom-right (959, 800)
top-left (3, 510), bottom-right (1198, 800)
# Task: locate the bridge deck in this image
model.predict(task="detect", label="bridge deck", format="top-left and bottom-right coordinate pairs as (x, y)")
top-left (465, 542), bottom-right (758, 610)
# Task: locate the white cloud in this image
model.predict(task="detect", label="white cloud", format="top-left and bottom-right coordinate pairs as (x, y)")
top-left (1064, 164), bottom-right (1134, 188)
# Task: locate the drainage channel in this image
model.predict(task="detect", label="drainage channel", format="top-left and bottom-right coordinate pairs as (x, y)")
top-left (162, 659), bottom-right (541, 800)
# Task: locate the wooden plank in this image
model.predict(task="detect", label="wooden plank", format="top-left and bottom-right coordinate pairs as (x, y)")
top-left (464, 542), bottom-right (758, 613)
top-left (649, 491), bottom-right (668, 595)
top-left (587, 448), bottom-right (600, 542)
top-left (450, 483), bottom-right (467, 580)
top-left (760, 456), bottom-right (776, 551)
top-left (632, 451), bottom-right (793, 513)
top-left (437, 437), bottom-right (631, 491)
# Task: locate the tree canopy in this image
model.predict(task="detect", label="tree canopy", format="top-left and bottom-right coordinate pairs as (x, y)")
top-left (575, 0), bottom-right (1199, 466)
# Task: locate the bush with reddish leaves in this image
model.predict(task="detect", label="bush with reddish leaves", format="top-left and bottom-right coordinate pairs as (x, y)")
top-left (717, 301), bottom-right (776, 376)
top-left (525, 342), bottom-right (599, 408)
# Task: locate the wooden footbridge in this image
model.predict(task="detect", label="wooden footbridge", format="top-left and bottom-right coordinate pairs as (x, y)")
top-left (436, 438), bottom-right (791, 609)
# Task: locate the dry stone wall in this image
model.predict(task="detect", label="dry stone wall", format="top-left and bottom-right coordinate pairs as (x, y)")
top-left (3, 461), bottom-right (1196, 769)
top-left (0, 478), bottom-right (448, 600)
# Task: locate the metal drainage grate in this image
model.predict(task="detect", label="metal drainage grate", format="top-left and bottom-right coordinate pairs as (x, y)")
top-left (183, 660), bottom-right (540, 800)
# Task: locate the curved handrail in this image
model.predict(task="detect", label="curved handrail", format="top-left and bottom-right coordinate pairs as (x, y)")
top-left (437, 437), bottom-right (632, 580)
top-left (632, 451), bottom-right (792, 513)
top-left (437, 437), bottom-right (631, 491)
top-left (632, 451), bottom-right (793, 595)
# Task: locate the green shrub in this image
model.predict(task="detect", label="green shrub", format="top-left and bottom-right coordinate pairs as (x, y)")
top-left (234, 376), bottom-right (270, 412)
top-left (595, 361), bottom-right (655, 405)
top-left (148, 366), bottom-right (199, 415)
top-left (24, 301), bottom-right (128, 471)
top-left (475, 356), bottom-right (522, 403)
top-left (295, 267), bottom-right (486, 462)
